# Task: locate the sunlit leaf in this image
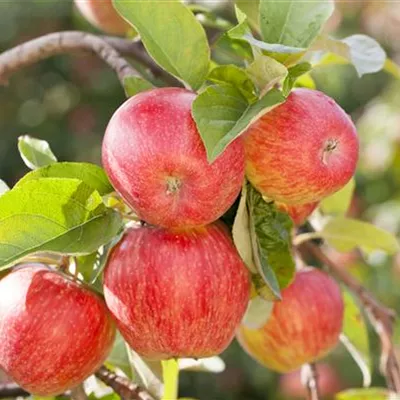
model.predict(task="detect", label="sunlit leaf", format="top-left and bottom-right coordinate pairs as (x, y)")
top-left (18, 135), bottom-right (57, 170)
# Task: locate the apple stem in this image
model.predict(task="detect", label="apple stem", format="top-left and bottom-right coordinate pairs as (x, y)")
top-left (162, 359), bottom-right (180, 400)
top-left (301, 363), bottom-right (320, 400)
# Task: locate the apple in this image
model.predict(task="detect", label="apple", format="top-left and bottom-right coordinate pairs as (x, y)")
top-left (74, 0), bottom-right (130, 35)
top-left (103, 221), bottom-right (251, 360)
top-left (236, 268), bottom-right (343, 372)
top-left (276, 201), bottom-right (319, 225)
top-left (0, 264), bottom-right (116, 396)
top-left (102, 87), bottom-right (245, 228)
top-left (244, 89), bottom-right (359, 205)
top-left (280, 363), bottom-right (343, 398)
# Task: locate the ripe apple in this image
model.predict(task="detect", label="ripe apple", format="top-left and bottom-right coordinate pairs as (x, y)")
top-left (103, 221), bottom-right (251, 360)
top-left (276, 201), bottom-right (319, 225)
top-left (244, 89), bottom-right (359, 205)
top-left (74, 0), bottom-right (130, 35)
top-left (0, 264), bottom-right (116, 396)
top-left (236, 268), bottom-right (343, 372)
top-left (280, 363), bottom-right (343, 398)
top-left (102, 87), bottom-right (245, 228)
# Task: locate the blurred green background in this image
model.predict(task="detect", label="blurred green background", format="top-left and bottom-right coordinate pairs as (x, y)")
top-left (1, 1), bottom-right (400, 399)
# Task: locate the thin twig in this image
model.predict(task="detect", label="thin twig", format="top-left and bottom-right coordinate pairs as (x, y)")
top-left (71, 384), bottom-right (88, 400)
top-left (0, 31), bottom-right (138, 86)
top-left (302, 364), bottom-right (320, 400)
top-left (95, 366), bottom-right (155, 400)
top-left (102, 36), bottom-right (181, 86)
top-left (0, 383), bottom-right (29, 399)
top-left (298, 241), bottom-right (400, 393)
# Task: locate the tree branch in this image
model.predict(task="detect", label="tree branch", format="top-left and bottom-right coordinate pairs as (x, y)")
top-left (0, 31), bottom-right (138, 86)
top-left (95, 366), bottom-right (155, 400)
top-left (102, 37), bottom-right (181, 87)
top-left (302, 363), bottom-right (320, 400)
top-left (298, 241), bottom-right (400, 393)
top-left (0, 383), bottom-right (29, 399)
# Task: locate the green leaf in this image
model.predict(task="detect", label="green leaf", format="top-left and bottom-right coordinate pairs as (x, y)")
top-left (76, 252), bottom-right (98, 283)
top-left (232, 183), bottom-right (257, 274)
top-left (113, 0), bottom-right (210, 90)
top-left (259, 0), bottom-right (334, 48)
top-left (235, 1), bottom-right (260, 31)
top-left (340, 288), bottom-right (371, 387)
top-left (0, 178), bottom-right (123, 270)
top-left (335, 388), bottom-right (397, 400)
top-left (106, 332), bottom-right (132, 378)
top-left (321, 217), bottom-right (400, 255)
top-left (313, 34), bottom-right (387, 77)
top-left (0, 180), bottom-right (9, 196)
top-left (16, 162), bottom-right (114, 196)
top-left (282, 62), bottom-right (312, 96)
top-left (321, 178), bottom-right (355, 215)
top-left (247, 184), bottom-right (295, 299)
top-left (123, 76), bottom-right (154, 97)
top-left (193, 86), bottom-right (285, 162)
top-left (247, 55), bottom-right (288, 95)
top-left (18, 135), bottom-right (57, 170)
top-left (242, 295), bottom-right (273, 329)
top-left (208, 65), bottom-right (257, 101)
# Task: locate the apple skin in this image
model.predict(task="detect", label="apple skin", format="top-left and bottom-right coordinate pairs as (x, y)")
top-left (244, 89), bottom-right (359, 205)
top-left (74, 0), bottom-right (130, 35)
top-left (280, 363), bottom-right (343, 399)
top-left (0, 264), bottom-right (116, 396)
top-left (236, 268), bottom-right (343, 373)
top-left (276, 201), bottom-right (319, 225)
top-left (102, 87), bottom-right (245, 229)
top-left (103, 222), bottom-right (251, 360)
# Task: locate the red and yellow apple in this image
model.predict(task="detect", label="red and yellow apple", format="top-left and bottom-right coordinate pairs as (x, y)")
top-left (277, 201), bottom-right (319, 225)
top-left (237, 268), bottom-right (343, 372)
top-left (102, 88), bottom-right (245, 228)
top-left (74, 0), bottom-right (130, 35)
top-left (280, 363), bottom-right (343, 398)
top-left (244, 89), bottom-right (359, 205)
top-left (0, 264), bottom-right (116, 396)
top-left (103, 222), bottom-right (251, 360)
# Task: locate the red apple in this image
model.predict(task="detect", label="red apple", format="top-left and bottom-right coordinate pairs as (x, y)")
top-left (244, 89), bottom-right (359, 205)
top-left (103, 222), bottom-right (250, 360)
top-left (74, 0), bottom-right (130, 35)
top-left (102, 88), bottom-right (245, 229)
top-left (237, 268), bottom-right (343, 372)
top-left (0, 264), bottom-right (116, 396)
top-left (280, 363), bottom-right (343, 398)
top-left (276, 201), bottom-right (319, 225)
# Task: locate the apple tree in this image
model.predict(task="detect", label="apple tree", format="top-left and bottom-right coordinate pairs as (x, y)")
top-left (0, 1), bottom-right (399, 399)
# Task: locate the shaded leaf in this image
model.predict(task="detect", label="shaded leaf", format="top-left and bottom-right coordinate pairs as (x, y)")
top-left (282, 62), bottom-right (312, 96)
top-left (235, 0), bottom-right (260, 31)
top-left (208, 65), bottom-right (257, 101)
top-left (321, 217), bottom-right (399, 255)
top-left (321, 178), bottom-right (355, 215)
top-left (242, 295), bottom-right (273, 329)
top-left (259, 0), bottom-right (334, 48)
top-left (123, 76), bottom-right (154, 97)
top-left (0, 178), bottom-right (123, 270)
top-left (16, 162), bottom-right (114, 196)
top-left (247, 184), bottom-right (295, 300)
top-left (114, 0), bottom-right (210, 90)
top-left (106, 332), bottom-right (132, 378)
top-left (340, 288), bottom-right (371, 387)
top-left (18, 135), bottom-right (57, 170)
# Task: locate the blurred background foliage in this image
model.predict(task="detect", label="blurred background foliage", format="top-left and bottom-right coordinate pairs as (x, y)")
top-left (1, 1), bottom-right (400, 399)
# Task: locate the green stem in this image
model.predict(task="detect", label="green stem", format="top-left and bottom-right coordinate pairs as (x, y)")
top-left (162, 359), bottom-right (179, 400)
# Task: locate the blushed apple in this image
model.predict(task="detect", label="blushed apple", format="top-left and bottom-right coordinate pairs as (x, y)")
top-left (102, 87), bottom-right (245, 228)
top-left (0, 264), bottom-right (116, 396)
top-left (244, 89), bottom-right (359, 205)
top-left (276, 201), bottom-right (319, 225)
top-left (103, 222), bottom-right (251, 360)
top-left (74, 0), bottom-right (130, 35)
top-left (237, 268), bottom-right (343, 372)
